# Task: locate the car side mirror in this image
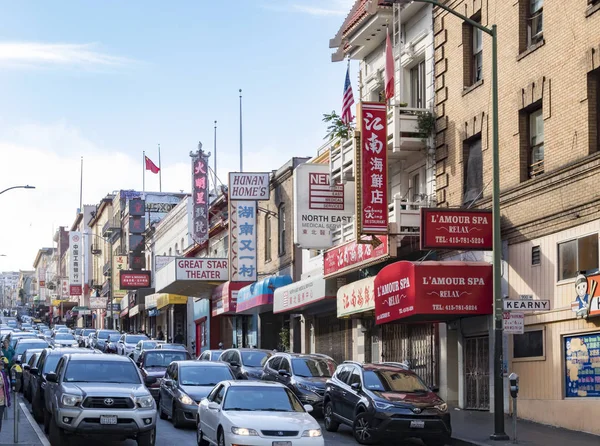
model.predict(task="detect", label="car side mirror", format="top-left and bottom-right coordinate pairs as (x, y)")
top-left (303, 404), bottom-right (314, 413)
top-left (207, 401), bottom-right (220, 410)
top-left (144, 376), bottom-right (157, 386)
top-left (23, 364), bottom-right (30, 371)
top-left (351, 382), bottom-right (361, 391)
top-left (46, 372), bottom-right (58, 383)
top-left (430, 386), bottom-right (440, 393)
top-left (230, 361), bottom-right (240, 368)
top-left (278, 369), bottom-right (290, 377)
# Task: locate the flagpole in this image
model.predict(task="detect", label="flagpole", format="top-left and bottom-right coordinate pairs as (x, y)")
top-left (143, 151), bottom-right (145, 193)
top-left (214, 120), bottom-right (218, 192)
top-left (158, 144), bottom-right (162, 192)
top-left (239, 89), bottom-right (243, 172)
top-left (79, 156), bottom-right (83, 212)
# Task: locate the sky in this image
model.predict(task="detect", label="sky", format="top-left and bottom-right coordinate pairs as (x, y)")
top-left (0, 0), bottom-right (357, 272)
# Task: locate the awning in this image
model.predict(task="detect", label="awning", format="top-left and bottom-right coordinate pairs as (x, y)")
top-left (155, 257), bottom-right (228, 296)
top-left (337, 276), bottom-right (376, 318)
top-left (157, 294), bottom-right (188, 310)
top-left (273, 275), bottom-right (336, 314)
top-left (237, 275), bottom-right (293, 314)
top-left (375, 261), bottom-right (493, 325)
top-left (120, 307), bottom-right (129, 318)
top-left (211, 282), bottom-right (251, 316)
top-left (129, 304), bottom-right (145, 318)
top-left (145, 293), bottom-right (160, 310)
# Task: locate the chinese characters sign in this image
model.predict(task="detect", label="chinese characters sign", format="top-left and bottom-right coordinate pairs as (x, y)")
top-left (273, 276), bottom-right (336, 314)
top-left (229, 200), bottom-right (257, 282)
top-left (358, 102), bottom-right (388, 236)
top-left (565, 332), bottom-right (600, 397)
top-left (120, 270), bottom-right (151, 290)
top-left (337, 276), bottom-right (376, 318)
top-left (69, 232), bottom-right (83, 296)
top-left (420, 208), bottom-right (493, 250)
top-left (112, 256), bottom-right (128, 298)
top-left (191, 150), bottom-right (210, 245)
top-left (323, 235), bottom-right (392, 279)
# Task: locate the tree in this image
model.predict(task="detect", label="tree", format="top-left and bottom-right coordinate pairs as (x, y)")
top-left (322, 111), bottom-right (352, 141)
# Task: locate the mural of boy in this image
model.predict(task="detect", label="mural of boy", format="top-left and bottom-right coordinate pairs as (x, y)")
top-left (572, 274), bottom-right (591, 319)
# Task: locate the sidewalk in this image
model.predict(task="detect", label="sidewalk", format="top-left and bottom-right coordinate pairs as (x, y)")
top-left (450, 408), bottom-right (599, 446)
top-left (0, 394), bottom-right (45, 445)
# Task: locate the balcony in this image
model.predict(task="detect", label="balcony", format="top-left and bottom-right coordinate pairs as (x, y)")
top-left (102, 217), bottom-right (121, 239)
top-left (388, 197), bottom-right (430, 237)
top-left (388, 106), bottom-right (430, 154)
top-left (103, 261), bottom-right (111, 277)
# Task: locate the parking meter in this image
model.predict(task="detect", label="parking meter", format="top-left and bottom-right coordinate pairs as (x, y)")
top-left (509, 373), bottom-right (519, 398)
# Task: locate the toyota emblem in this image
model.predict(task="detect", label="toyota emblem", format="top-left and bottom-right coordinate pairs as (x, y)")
top-left (412, 407), bottom-right (422, 414)
top-left (104, 398), bottom-right (114, 406)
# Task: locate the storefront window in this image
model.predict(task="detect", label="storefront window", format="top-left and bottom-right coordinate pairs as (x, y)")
top-left (565, 332), bottom-right (600, 398)
top-left (513, 329), bottom-right (544, 359)
top-left (558, 234), bottom-right (599, 281)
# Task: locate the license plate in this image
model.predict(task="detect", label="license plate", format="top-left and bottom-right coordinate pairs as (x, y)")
top-left (410, 420), bottom-right (425, 429)
top-left (272, 442), bottom-right (292, 446)
top-left (100, 415), bottom-right (118, 425)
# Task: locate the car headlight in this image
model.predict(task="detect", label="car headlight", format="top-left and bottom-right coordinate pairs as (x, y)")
top-left (302, 429), bottom-right (322, 437)
top-left (136, 395), bottom-right (155, 409)
top-left (374, 401), bottom-right (394, 410)
top-left (434, 403), bottom-right (448, 413)
top-left (61, 394), bottom-right (83, 407)
top-left (296, 382), bottom-right (319, 393)
top-left (178, 394), bottom-right (194, 405)
top-left (231, 427), bottom-right (258, 436)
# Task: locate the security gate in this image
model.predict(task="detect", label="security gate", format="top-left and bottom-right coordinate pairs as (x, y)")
top-left (464, 335), bottom-right (490, 410)
top-left (315, 315), bottom-right (352, 364)
top-left (381, 323), bottom-right (438, 387)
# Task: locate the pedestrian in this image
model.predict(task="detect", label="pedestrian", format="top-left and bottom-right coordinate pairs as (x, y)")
top-left (0, 356), bottom-right (11, 432)
top-left (157, 326), bottom-right (165, 341)
top-left (218, 342), bottom-right (224, 350)
top-left (1, 339), bottom-right (14, 365)
top-left (174, 330), bottom-right (184, 345)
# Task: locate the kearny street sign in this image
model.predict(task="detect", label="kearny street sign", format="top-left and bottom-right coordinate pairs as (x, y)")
top-left (503, 299), bottom-right (551, 311)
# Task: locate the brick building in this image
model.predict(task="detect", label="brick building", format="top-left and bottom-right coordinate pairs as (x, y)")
top-left (433, 0), bottom-right (600, 433)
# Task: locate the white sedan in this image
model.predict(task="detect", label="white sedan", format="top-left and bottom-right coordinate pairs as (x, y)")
top-left (196, 381), bottom-right (324, 446)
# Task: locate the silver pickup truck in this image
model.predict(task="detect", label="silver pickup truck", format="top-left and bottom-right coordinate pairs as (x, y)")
top-left (44, 353), bottom-right (156, 446)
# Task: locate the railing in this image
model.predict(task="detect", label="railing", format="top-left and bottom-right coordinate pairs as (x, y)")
top-left (102, 217), bottom-right (121, 238)
top-left (388, 198), bottom-right (429, 235)
top-left (103, 261), bottom-right (111, 277)
top-left (388, 105), bottom-right (430, 152)
top-left (529, 159), bottom-right (544, 179)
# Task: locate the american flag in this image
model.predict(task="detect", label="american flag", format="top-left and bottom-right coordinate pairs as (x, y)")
top-left (341, 64), bottom-right (355, 125)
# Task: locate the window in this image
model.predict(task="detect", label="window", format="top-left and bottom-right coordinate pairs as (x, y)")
top-left (348, 369), bottom-right (362, 387)
top-left (527, 0), bottom-right (543, 47)
top-left (463, 136), bottom-right (483, 204)
top-left (513, 329), bottom-right (544, 359)
top-left (213, 385), bottom-right (225, 404)
top-left (280, 358), bottom-right (290, 373)
top-left (410, 60), bottom-right (426, 108)
top-left (265, 214), bottom-right (272, 262)
top-left (268, 356), bottom-right (282, 371)
top-left (472, 24), bottom-right (483, 83)
top-left (529, 108), bottom-right (544, 178)
top-left (531, 245), bottom-right (541, 265)
top-left (588, 68), bottom-right (600, 154)
top-left (278, 204), bottom-right (286, 256)
top-left (335, 366), bottom-right (351, 383)
top-left (558, 234), bottom-right (599, 281)
top-left (410, 172), bottom-right (422, 202)
top-left (463, 13), bottom-right (483, 87)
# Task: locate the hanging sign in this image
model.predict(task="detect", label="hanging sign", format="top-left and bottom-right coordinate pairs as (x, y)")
top-left (191, 148), bottom-right (210, 245)
top-left (229, 200), bottom-right (257, 282)
top-left (69, 232), bottom-right (83, 296)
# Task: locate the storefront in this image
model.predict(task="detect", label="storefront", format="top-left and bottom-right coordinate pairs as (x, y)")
top-left (236, 275), bottom-right (292, 349)
top-left (144, 293), bottom-right (161, 338)
top-left (375, 260), bottom-right (493, 391)
top-left (72, 306), bottom-right (92, 328)
top-left (119, 298), bottom-right (130, 332)
top-left (209, 282), bottom-right (250, 351)
top-left (157, 294), bottom-right (188, 343)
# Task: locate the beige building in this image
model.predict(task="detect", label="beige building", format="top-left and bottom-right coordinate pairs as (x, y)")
top-left (434, 0), bottom-right (600, 434)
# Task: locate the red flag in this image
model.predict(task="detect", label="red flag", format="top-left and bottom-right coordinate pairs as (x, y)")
top-left (145, 156), bottom-right (160, 174)
top-left (385, 31), bottom-right (394, 101)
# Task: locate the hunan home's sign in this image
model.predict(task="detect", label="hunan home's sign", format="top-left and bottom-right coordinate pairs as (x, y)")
top-left (420, 208), bottom-right (493, 251)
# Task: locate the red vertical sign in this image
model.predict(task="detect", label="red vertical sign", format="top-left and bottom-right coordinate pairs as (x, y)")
top-left (359, 102), bottom-right (388, 235)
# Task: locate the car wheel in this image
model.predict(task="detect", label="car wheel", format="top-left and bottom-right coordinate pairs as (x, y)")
top-left (323, 402), bottom-right (339, 432)
top-left (137, 427), bottom-right (156, 446)
top-left (353, 412), bottom-right (378, 445)
top-left (196, 417), bottom-right (208, 445)
top-left (43, 408), bottom-right (51, 434)
top-left (217, 428), bottom-right (226, 446)
top-left (158, 397), bottom-right (168, 420)
top-left (49, 415), bottom-right (69, 446)
top-left (172, 403), bottom-right (183, 428)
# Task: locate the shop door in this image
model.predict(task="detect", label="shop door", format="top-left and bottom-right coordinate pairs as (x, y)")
top-left (464, 335), bottom-right (490, 410)
top-left (381, 323), bottom-right (437, 387)
top-left (315, 315), bottom-right (351, 364)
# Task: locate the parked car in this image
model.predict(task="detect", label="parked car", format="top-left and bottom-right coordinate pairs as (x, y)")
top-left (85, 331), bottom-right (97, 349)
top-left (158, 360), bottom-right (234, 428)
top-left (41, 329), bottom-right (54, 342)
top-left (9, 332), bottom-right (38, 351)
top-left (78, 328), bottom-right (95, 347)
top-left (44, 353), bottom-right (156, 446)
top-left (51, 332), bottom-right (78, 348)
top-left (197, 349), bottom-right (223, 361)
top-left (155, 343), bottom-right (186, 351)
top-left (219, 348), bottom-right (273, 380)
top-left (137, 349), bottom-right (192, 399)
top-left (13, 338), bottom-right (50, 365)
top-left (94, 329), bottom-right (121, 352)
top-left (23, 351), bottom-right (43, 402)
top-left (116, 333), bottom-right (149, 357)
top-left (18, 348), bottom-right (44, 393)
top-left (30, 347), bottom-right (101, 423)
top-left (323, 361), bottom-right (451, 446)
top-left (261, 353), bottom-right (336, 413)
top-left (196, 381), bottom-right (324, 446)
top-left (132, 340), bottom-right (165, 363)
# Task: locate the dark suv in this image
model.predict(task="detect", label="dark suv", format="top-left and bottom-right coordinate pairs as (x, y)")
top-left (323, 361), bottom-right (451, 446)
top-left (261, 353), bottom-right (336, 412)
top-left (219, 348), bottom-right (272, 380)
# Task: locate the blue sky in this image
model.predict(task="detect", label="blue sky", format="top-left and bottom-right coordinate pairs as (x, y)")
top-left (0, 0), bottom-right (356, 270)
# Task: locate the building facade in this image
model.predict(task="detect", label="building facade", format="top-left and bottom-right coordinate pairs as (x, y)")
top-left (433, 0), bottom-right (600, 433)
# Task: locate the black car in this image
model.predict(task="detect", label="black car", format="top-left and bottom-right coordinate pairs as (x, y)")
top-left (261, 353), bottom-right (336, 412)
top-left (19, 348), bottom-right (44, 395)
top-left (30, 347), bottom-right (101, 422)
top-left (138, 349), bottom-right (192, 399)
top-left (323, 361), bottom-right (451, 446)
top-left (158, 361), bottom-right (234, 428)
top-left (94, 329), bottom-right (120, 352)
top-left (196, 349), bottom-right (223, 361)
top-left (219, 348), bottom-right (272, 380)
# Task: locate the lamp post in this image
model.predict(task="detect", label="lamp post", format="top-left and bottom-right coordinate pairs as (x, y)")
top-left (389, 0), bottom-right (506, 440)
top-left (0, 185), bottom-right (35, 195)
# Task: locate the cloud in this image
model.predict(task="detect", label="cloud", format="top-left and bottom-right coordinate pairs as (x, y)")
top-left (0, 42), bottom-right (133, 69)
top-left (262, 0), bottom-right (355, 17)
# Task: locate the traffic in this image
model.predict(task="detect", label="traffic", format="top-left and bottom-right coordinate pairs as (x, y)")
top-left (1, 313), bottom-right (451, 446)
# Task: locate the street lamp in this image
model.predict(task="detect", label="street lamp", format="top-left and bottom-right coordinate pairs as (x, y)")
top-left (389, 0), bottom-right (506, 440)
top-left (0, 185), bottom-right (35, 195)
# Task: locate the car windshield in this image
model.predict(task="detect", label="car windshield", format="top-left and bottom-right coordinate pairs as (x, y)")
top-left (180, 366), bottom-right (233, 386)
top-left (126, 335), bottom-right (147, 344)
top-left (74, 329), bottom-right (82, 335)
top-left (43, 330), bottom-right (53, 336)
top-left (363, 369), bottom-right (430, 393)
top-left (55, 334), bottom-right (75, 341)
top-left (56, 328), bottom-right (69, 333)
top-left (142, 341), bottom-right (158, 349)
top-left (11, 335), bottom-right (36, 348)
top-left (211, 352), bottom-right (222, 361)
top-left (82, 329), bottom-right (95, 336)
top-left (144, 351), bottom-right (189, 367)
top-left (98, 330), bottom-right (120, 340)
top-left (241, 351), bottom-right (270, 367)
top-left (15, 341), bottom-right (48, 355)
top-left (223, 386), bottom-right (304, 412)
top-left (161, 344), bottom-right (185, 350)
top-left (292, 358), bottom-right (335, 378)
top-left (64, 360), bottom-right (141, 384)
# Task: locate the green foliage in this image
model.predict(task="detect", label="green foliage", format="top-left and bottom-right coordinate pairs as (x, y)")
top-left (322, 111), bottom-right (351, 141)
top-left (278, 327), bottom-right (290, 352)
top-left (417, 111), bottom-right (435, 140)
